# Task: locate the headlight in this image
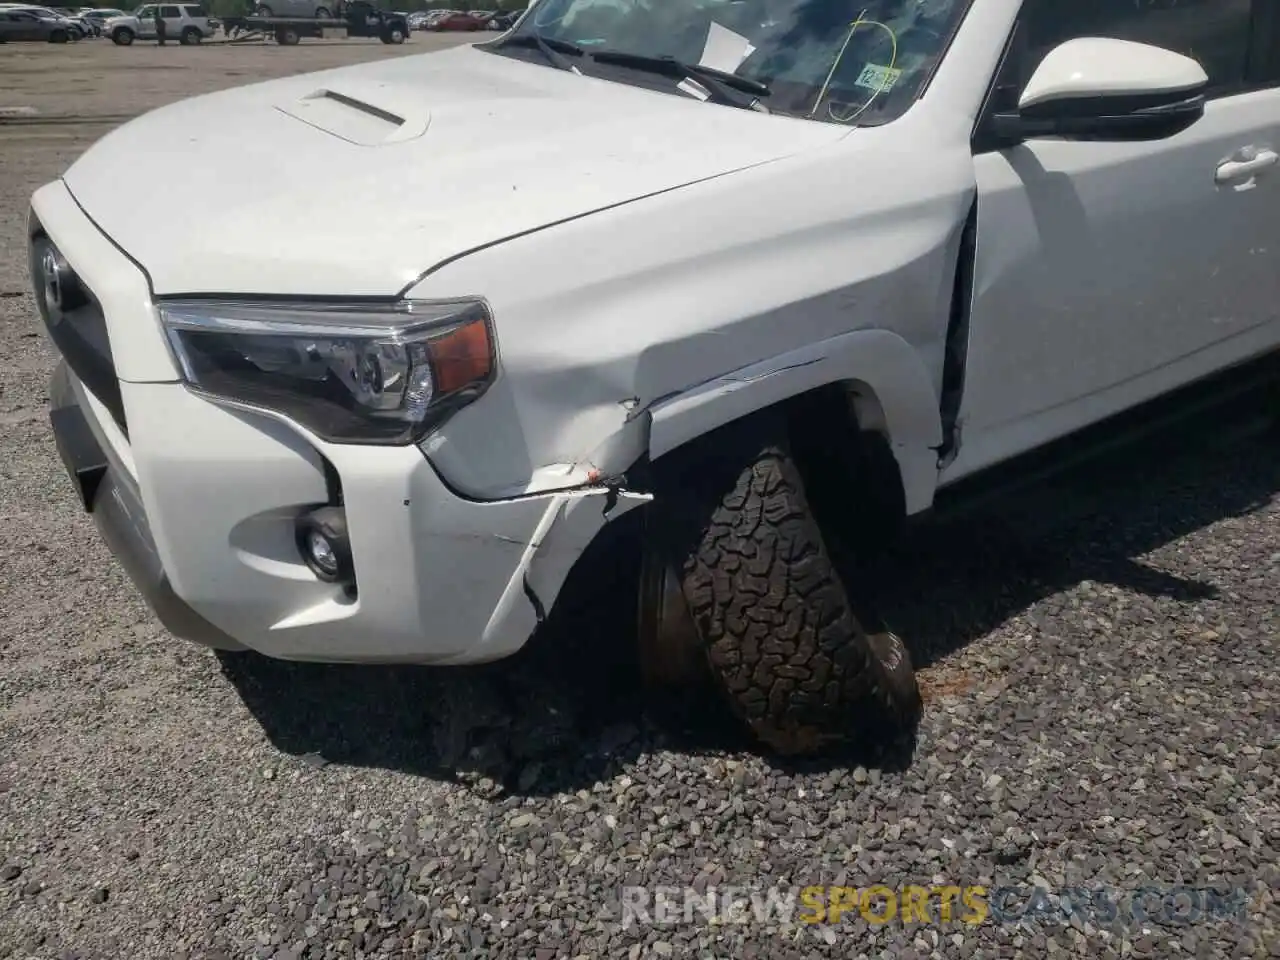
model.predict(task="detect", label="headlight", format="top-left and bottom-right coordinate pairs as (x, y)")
top-left (158, 299), bottom-right (495, 445)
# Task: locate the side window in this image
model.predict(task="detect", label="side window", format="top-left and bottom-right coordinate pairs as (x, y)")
top-left (160, 4), bottom-right (181, 15)
top-left (137, 5), bottom-right (155, 16)
top-left (184, 4), bottom-right (207, 14)
top-left (1021, 0), bottom-right (1255, 95)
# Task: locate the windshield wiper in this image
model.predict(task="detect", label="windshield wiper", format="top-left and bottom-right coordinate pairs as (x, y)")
top-left (589, 50), bottom-right (771, 111)
top-left (494, 32), bottom-right (584, 73)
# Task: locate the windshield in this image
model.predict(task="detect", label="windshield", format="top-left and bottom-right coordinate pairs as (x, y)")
top-left (499, 0), bottom-right (971, 124)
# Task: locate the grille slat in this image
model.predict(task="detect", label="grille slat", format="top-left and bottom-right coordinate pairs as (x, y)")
top-left (29, 222), bottom-right (129, 437)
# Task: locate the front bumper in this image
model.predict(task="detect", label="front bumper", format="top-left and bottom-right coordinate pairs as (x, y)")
top-left (50, 364), bottom-right (245, 651)
top-left (34, 181), bottom-right (645, 665)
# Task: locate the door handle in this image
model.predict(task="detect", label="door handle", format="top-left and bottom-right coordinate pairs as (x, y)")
top-left (1215, 150), bottom-right (1279, 185)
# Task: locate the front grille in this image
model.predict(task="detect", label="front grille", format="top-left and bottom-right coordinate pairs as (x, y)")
top-left (29, 217), bottom-right (129, 437)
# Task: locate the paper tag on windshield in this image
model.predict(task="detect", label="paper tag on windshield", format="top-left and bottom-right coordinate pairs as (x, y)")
top-left (699, 21), bottom-right (754, 72)
top-left (854, 63), bottom-right (903, 92)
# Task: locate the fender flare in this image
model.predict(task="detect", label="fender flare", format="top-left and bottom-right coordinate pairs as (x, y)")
top-left (646, 328), bottom-right (943, 514)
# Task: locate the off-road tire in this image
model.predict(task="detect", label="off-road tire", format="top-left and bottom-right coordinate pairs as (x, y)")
top-left (111, 25), bottom-right (134, 43)
top-left (275, 25), bottom-right (299, 43)
top-left (652, 410), bottom-right (921, 755)
top-left (314, 6), bottom-right (330, 17)
top-left (180, 26), bottom-right (200, 43)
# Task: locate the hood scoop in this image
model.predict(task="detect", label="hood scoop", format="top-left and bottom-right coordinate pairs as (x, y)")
top-left (276, 83), bottom-right (431, 146)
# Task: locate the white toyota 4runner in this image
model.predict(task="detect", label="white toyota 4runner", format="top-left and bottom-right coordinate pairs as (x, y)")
top-left (106, 2), bottom-right (215, 43)
top-left (30, 0), bottom-right (1280, 755)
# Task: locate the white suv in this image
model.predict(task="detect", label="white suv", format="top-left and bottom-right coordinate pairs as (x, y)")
top-left (106, 2), bottom-right (214, 43)
top-left (29, 0), bottom-right (1280, 755)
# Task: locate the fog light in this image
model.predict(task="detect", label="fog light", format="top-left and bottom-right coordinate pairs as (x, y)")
top-left (296, 505), bottom-right (354, 586)
top-left (305, 529), bottom-right (340, 577)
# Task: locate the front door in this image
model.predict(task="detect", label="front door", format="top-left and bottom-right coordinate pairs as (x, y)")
top-left (135, 4), bottom-right (156, 36)
top-left (4, 11), bottom-right (44, 39)
top-left (944, 0), bottom-right (1280, 481)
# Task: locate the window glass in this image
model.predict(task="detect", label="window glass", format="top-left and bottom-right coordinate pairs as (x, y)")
top-left (1022, 0), bottom-right (1254, 92)
top-left (160, 4), bottom-right (180, 14)
top-left (501, 0), bottom-right (974, 125)
top-left (185, 4), bottom-right (208, 14)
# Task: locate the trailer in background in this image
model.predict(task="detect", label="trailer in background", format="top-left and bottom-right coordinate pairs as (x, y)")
top-left (222, 1), bottom-right (408, 44)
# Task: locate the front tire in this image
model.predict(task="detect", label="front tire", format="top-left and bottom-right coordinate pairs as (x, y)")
top-left (49, 28), bottom-right (69, 42)
top-left (382, 24), bottom-right (404, 42)
top-left (649, 411), bottom-right (921, 755)
top-left (111, 25), bottom-right (134, 43)
top-left (180, 25), bottom-right (200, 43)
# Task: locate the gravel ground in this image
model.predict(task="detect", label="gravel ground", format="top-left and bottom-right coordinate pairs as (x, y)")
top-left (2, 41), bottom-right (1279, 960)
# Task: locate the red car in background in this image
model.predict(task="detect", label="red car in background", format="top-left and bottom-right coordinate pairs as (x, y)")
top-left (428, 10), bottom-right (484, 29)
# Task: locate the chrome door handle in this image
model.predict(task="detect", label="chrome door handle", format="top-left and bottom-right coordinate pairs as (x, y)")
top-left (1215, 150), bottom-right (1279, 185)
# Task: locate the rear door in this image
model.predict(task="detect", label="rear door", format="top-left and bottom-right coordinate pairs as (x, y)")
top-left (160, 3), bottom-right (182, 32)
top-left (946, 0), bottom-right (1280, 481)
top-left (184, 4), bottom-right (208, 30)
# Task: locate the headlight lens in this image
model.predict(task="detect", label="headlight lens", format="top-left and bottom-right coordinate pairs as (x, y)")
top-left (158, 299), bottom-right (495, 445)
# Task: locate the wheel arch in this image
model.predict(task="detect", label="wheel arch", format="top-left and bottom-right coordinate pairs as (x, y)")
top-left (646, 327), bottom-right (943, 515)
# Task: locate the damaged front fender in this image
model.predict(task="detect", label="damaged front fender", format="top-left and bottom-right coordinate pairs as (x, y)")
top-left (441, 480), bottom-right (653, 665)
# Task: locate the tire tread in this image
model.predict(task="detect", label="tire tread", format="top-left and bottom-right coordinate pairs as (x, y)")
top-left (657, 413), bottom-right (920, 754)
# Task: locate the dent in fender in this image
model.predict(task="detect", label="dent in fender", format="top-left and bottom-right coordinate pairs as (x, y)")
top-left (645, 328), bottom-right (943, 515)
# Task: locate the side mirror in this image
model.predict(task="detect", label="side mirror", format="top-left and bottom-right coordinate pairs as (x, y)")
top-left (994, 37), bottom-right (1209, 145)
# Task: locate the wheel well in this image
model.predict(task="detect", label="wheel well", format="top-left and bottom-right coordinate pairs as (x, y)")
top-left (782, 383), bottom-right (908, 553)
top-left (638, 380), bottom-right (907, 542)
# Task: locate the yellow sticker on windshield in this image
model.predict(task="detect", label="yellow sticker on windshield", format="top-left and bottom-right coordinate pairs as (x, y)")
top-left (854, 63), bottom-right (903, 92)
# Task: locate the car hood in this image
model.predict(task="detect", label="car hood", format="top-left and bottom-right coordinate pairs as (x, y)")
top-left (61, 44), bottom-right (849, 297)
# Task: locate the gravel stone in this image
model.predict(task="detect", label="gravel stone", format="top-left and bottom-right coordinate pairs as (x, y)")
top-left (1, 38), bottom-right (1278, 960)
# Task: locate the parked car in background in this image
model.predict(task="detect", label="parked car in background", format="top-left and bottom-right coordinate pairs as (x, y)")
top-left (487, 7), bottom-right (520, 29)
top-left (105, 2), bottom-right (215, 43)
top-left (0, 5), bottom-right (79, 40)
top-left (418, 8), bottom-right (453, 28)
top-left (3, 3), bottom-right (90, 35)
top-left (41, 5), bottom-right (100, 34)
top-left (81, 5), bottom-right (127, 29)
top-left (251, 0), bottom-right (333, 18)
top-left (70, 11), bottom-right (101, 33)
top-left (427, 9), bottom-right (483, 29)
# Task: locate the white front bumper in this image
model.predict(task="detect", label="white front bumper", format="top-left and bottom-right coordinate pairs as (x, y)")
top-left (34, 180), bottom-right (641, 664)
